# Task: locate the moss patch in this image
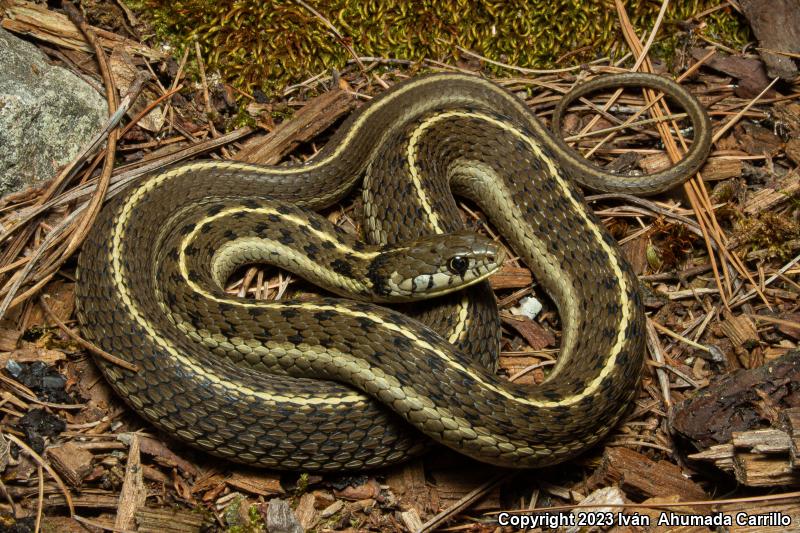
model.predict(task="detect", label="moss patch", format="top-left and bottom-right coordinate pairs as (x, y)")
top-left (138, 0), bottom-right (749, 95)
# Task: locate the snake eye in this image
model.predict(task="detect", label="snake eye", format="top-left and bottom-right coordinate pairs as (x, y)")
top-left (448, 256), bottom-right (469, 276)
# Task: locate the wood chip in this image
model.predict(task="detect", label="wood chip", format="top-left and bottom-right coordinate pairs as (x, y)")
top-left (236, 89), bottom-right (356, 164)
top-left (488, 266), bottom-right (533, 290)
top-left (781, 407), bottom-right (800, 463)
top-left (1, 0), bottom-right (164, 59)
top-left (399, 509), bottom-right (423, 532)
top-left (428, 468), bottom-right (502, 512)
top-left (672, 350), bottom-right (800, 448)
top-left (0, 327), bottom-right (21, 351)
top-left (700, 158), bottom-right (743, 182)
top-left (386, 459), bottom-right (431, 516)
top-left (334, 478), bottom-right (380, 501)
top-left (732, 429), bottom-right (793, 453)
top-left (743, 170), bottom-right (800, 215)
top-left (739, 0), bottom-right (800, 79)
top-left (46, 442), bottom-right (94, 488)
top-left (719, 314), bottom-right (759, 347)
top-left (319, 499), bottom-right (343, 519)
top-left (295, 492), bottom-right (318, 530)
top-left (134, 435), bottom-right (199, 477)
top-left (587, 447), bottom-right (707, 500)
top-left (225, 470), bottom-right (284, 497)
top-left (135, 506), bottom-right (204, 533)
top-left (115, 433), bottom-right (146, 531)
top-left (733, 453), bottom-right (799, 486)
top-left (501, 315), bottom-right (556, 351)
top-left (0, 346), bottom-right (66, 367)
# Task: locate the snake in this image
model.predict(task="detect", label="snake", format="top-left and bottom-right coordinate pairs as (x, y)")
top-left (75, 72), bottom-right (711, 470)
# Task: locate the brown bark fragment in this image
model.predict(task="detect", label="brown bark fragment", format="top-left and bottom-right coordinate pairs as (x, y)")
top-left (587, 447), bottom-right (707, 500)
top-left (672, 350), bottom-right (800, 448)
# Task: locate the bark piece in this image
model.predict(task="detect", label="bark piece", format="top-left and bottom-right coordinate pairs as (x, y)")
top-left (719, 314), bottom-right (759, 347)
top-left (733, 452), bottom-right (799, 486)
top-left (236, 89), bottom-right (356, 164)
top-left (386, 459), bottom-right (431, 516)
top-left (225, 470), bottom-right (284, 497)
top-left (489, 266), bottom-right (533, 290)
top-left (690, 48), bottom-right (774, 98)
top-left (115, 434), bottom-right (147, 531)
top-left (135, 507), bottom-right (204, 533)
top-left (700, 158), bottom-right (742, 182)
top-left (671, 350), bottom-right (800, 448)
top-left (46, 442), bottom-right (94, 488)
top-left (501, 315), bottom-right (556, 351)
top-left (1, 0), bottom-right (164, 59)
top-left (739, 0), bottom-right (800, 80)
top-left (587, 447), bottom-right (707, 500)
top-left (295, 493), bottom-right (318, 530)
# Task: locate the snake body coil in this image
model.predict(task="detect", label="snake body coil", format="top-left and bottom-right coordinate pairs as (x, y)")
top-left (76, 73), bottom-right (711, 470)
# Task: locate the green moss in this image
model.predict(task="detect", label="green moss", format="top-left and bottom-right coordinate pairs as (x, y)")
top-left (138, 0), bottom-right (749, 96)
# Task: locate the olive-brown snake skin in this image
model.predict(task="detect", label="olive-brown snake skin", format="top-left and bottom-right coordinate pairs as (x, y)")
top-left (75, 72), bottom-right (711, 470)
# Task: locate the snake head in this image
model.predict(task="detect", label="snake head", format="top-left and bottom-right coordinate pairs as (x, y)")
top-left (367, 231), bottom-right (505, 302)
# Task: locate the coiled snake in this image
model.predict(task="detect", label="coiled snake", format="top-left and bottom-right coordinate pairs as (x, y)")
top-left (76, 73), bottom-right (711, 470)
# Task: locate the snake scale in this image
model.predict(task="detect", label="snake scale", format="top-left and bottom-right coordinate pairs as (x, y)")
top-left (76, 73), bottom-right (712, 470)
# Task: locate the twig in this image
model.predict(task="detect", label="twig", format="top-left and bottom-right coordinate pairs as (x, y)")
top-left (418, 472), bottom-right (510, 532)
top-left (711, 77), bottom-right (780, 143)
top-left (34, 465), bottom-right (43, 533)
top-left (3, 433), bottom-right (74, 516)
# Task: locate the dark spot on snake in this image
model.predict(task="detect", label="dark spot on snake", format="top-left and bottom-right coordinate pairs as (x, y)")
top-left (276, 204), bottom-right (293, 215)
top-left (218, 302), bottom-right (235, 313)
top-left (247, 307), bottom-right (266, 317)
top-left (242, 199), bottom-right (260, 209)
top-left (287, 333), bottom-right (305, 345)
top-left (200, 223), bottom-right (212, 234)
top-left (254, 222), bottom-right (269, 234)
top-left (183, 245), bottom-right (199, 257)
top-left (232, 211), bottom-right (247, 220)
top-left (303, 243), bottom-right (319, 257)
top-left (187, 270), bottom-right (201, 283)
top-left (308, 217), bottom-right (323, 231)
top-left (280, 308), bottom-right (300, 319)
top-left (313, 310), bottom-right (336, 322)
top-left (278, 229), bottom-right (295, 245)
top-left (352, 241), bottom-right (366, 251)
top-left (321, 240), bottom-right (335, 250)
top-left (165, 291), bottom-right (178, 307)
top-left (541, 389), bottom-right (560, 401)
top-left (392, 336), bottom-right (412, 350)
top-left (223, 229), bottom-right (237, 241)
top-left (168, 248), bottom-right (180, 261)
top-left (179, 223), bottom-right (195, 235)
top-left (356, 316), bottom-right (376, 330)
top-left (330, 259), bottom-right (353, 278)
top-left (267, 213), bottom-right (280, 223)
top-left (206, 205), bottom-right (224, 216)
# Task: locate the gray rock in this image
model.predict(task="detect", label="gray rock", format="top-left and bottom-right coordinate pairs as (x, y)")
top-left (0, 28), bottom-right (106, 197)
